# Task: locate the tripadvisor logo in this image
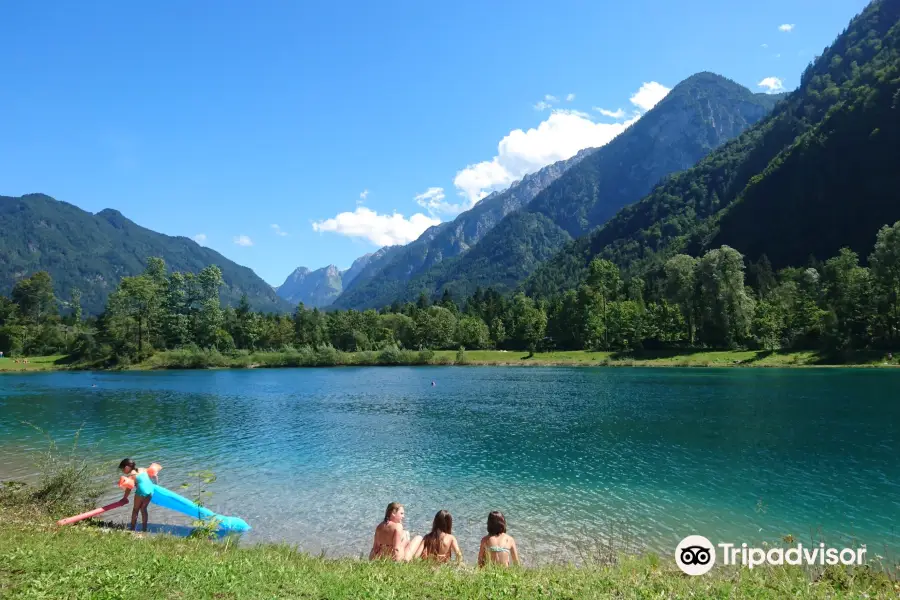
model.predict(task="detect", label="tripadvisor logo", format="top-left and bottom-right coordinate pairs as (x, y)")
top-left (675, 535), bottom-right (867, 576)
top-left (675, 535), bottom-right (716, 575)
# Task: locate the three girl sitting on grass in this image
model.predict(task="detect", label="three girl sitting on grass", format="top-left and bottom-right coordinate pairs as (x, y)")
top-left (370, 503), bottom-right (520, 566)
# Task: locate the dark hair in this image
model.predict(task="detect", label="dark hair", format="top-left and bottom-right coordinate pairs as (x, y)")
top-left (383, 502), bottom-right (403, 522)
top-left (423, 510), bottom-right (453, 556)
top-left (487, 511), bottom-right (506, 536)
top-left (118, 458), bottom-right (136, 470)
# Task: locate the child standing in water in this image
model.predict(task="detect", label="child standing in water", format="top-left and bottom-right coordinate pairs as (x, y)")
top-left (478, 511), bottom-right (520, 567)
top-left (118, 458), bottom-right (160, 532)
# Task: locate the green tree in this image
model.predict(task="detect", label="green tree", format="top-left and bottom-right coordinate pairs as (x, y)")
top-left (586, 259), bottom-right (622, 350)
top-left (106, 274), bottom-right (160, 357)
top-left (415, 306), bottom-right (457, 349)
top-left (510, 293), bottom-right (547, 355)
top-left (870, 222), bottom-right (900, 345)
top-left (70, 288), bottom-right (83, 324)
top-left (664, 254), bottom-right (698, 343)
top-left (822, 248), bottom-right (873, 350)
top-left (455, 316), bottom-right (491, 349)
top-left (11, 271), bottom-right (57, 323)
top-left (696, 246), bottom-right (755, 348)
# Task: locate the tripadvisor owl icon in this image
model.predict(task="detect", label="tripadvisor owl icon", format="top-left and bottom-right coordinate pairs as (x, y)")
top-left (675, 535), bottom-right (716, 575)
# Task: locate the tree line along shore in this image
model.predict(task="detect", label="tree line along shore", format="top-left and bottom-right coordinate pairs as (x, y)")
top-left (3, 221), bottom-right (900, 370)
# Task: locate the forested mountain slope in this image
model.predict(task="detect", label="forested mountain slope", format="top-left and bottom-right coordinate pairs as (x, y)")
top-left (0, 193), bottom-right (291, 314)
top-left (341, 72), bottom-right (780, 308)
top-left (331, 148), bottom-right (595, 309)
top-left (525, 0), bottom-right (900, 297)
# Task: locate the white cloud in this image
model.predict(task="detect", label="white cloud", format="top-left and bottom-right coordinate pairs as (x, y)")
top-left (774, 53), bottom-right (781, 59)
top-left (594, 107), bottom-right (626, 119)
top-left (233, 235), bottom-right (253, 247)
top-left (312, 207), bottom-right (440, 246)
top-left (779, 24), bottom-right (795, 32)
top-left (544, 94), bottom-right (558, 103)
top-left (453, 80), bottom-right (668, 203)
top-left (629, 81), bottom-right (671, 111)
top-left (761, 43), bottom-right (769, 48)
top-left (454, 109), bottom-right (642, 203)
top-left (566, 93), bottom-right (576, 101)
top-left (413, 187), bottom-right (465, 215)
top-left (359, 189), bottom-right (369, 200)
top-left (193, 233), bottom-right (207, 244)
top-left (270, 224), bottom-right (288, 237)
top-left (534, 101), bottom-right (554, 111)
top-left (757, 76), bottom-right (785, 93)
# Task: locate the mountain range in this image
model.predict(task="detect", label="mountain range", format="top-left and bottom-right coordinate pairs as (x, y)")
top-left (524, 0), bottom-right (900, 297)
top-left (5, 0), bottom-right (896, 320)
top-left (275, 253), bottom-right (374, 308)
top-left (0, 194), bottom-right (292, 315)
top-left (334, 72), bottom-right (783, 310)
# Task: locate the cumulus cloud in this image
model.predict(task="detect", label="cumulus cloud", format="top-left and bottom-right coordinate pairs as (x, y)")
top-left (233, 235), bottom-right (253, 247)
top-left (312, 207), bottom-right (440, 246)
top-left (566, 93), bottom-right (576, 101)
top-left (544, 94), bottom-right (558, 103)
top-left (193, 233), bottom-right (207, 244)
top-left (761, 43), bottom-right (769, 48)
top-left (453, 109), bottom-right (642, 203)
top-left (270, 224), bottom-right (288, 237)
top-left (779, 24), bottom-right (795, 32)
top-left (594, 107), bottom-right (626, 119)
top-left (757, 76), bottom-right (785, 93)
top-left (452, 81), bottom-right (668, 203)
top-left (534, 101), bottom-right (553, 111)
top-left (413, 187), bottom-right (466, 216)
top-left (629, 82), bottom-right (671, 111)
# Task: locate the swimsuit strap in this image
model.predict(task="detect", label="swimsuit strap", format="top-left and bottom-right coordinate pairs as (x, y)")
top-left (487, 546), bottom-right (510, 553)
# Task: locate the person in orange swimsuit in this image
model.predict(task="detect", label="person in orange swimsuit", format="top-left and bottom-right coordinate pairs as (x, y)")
top-left (369, 502), bottom-right (422, 562)
top-left (411, 510), bottom-right (462, 563)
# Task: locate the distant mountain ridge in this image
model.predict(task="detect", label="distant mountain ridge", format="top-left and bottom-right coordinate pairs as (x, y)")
top-left (336, 72), bottom-right (782, 309)
top-left (275, 252), bottom-right (379, 308)
top-left (331, 148), bottom-right (596, 310)
top-left (0, 193), bottom-right (292, 314)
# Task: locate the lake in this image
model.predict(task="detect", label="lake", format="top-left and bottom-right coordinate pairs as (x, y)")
top-left (1, 367), bottom-right (898, 563)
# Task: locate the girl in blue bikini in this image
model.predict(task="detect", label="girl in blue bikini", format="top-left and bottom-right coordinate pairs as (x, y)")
top-left (118, 458), bottom-right (160, 532)
top-left (478, 511), bottom-right (520, 567)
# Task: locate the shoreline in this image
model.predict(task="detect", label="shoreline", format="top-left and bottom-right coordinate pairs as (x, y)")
top-left (1, 508), bottom-right (896, 599)
top-left (2, 349), bottom-right (900, 374)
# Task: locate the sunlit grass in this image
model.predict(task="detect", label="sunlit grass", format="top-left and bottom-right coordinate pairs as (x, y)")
top-left (0, 510), bottom-right (896, 599)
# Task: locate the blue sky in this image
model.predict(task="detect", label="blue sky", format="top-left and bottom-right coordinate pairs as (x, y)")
top-left (0, 1), bottom-right (869, 286)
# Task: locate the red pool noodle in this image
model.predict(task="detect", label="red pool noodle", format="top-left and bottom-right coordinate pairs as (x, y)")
top-left (57, 498), bottom-right (128, 526)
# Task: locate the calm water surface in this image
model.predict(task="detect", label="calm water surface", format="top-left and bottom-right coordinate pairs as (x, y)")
top-left (1, 367), bottom-right (898, 562)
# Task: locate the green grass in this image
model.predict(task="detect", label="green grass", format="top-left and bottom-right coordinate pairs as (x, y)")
top-left (0, 510), bottom-right (896, 599)
top-left (0, 354), bottom-right (71, 373)
top-left (3, 349), bottom-right (898, 374)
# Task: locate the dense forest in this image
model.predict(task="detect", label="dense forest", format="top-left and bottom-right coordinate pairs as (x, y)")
top-left (525, 0), bottom-right (900, 298)
top-left (4, 219), bottom-right (900, 362)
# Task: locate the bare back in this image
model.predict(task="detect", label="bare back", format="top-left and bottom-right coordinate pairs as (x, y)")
top-left (478, 533), bottom-right (519, 567)
top-left (371, 521), bottom-right (404, 560)
top-left (420, 532), bottom-right (462, 563)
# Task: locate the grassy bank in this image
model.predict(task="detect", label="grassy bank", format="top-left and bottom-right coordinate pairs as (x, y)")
top-left (3, 348), bottom-right (898, 373)
top-left (0, 509), bottom-right (895, 599)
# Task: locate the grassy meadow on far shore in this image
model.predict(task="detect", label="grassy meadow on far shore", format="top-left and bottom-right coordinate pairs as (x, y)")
top-left (2, 347), bottom-right (900, 374)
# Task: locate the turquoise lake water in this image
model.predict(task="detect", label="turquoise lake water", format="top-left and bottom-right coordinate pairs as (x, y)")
top-left (1, 367), bottom-right (898, 563)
